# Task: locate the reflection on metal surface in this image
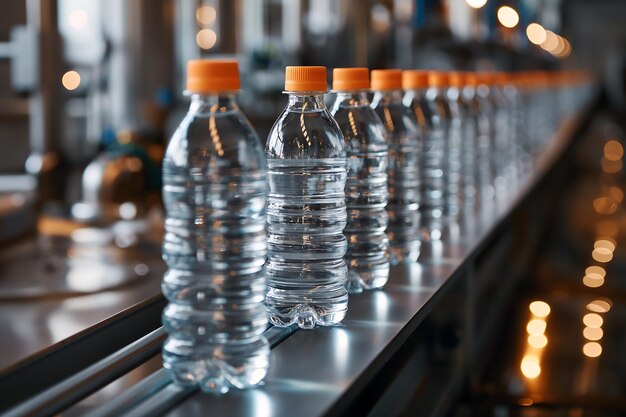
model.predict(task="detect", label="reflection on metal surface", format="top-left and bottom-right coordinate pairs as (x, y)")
top-left (603, 139), bottom-right (624, 161)
top-left (582, 326), bottom-right (603, 341)
top-left (591, 247), bottom-right (613, 262)
top-left (582, 342), bottom-right (602, 358)
top-left (521, 301), bottom-right (550, 380)
top-left (584, 265), bottom-right (606, 278)
top-left (593, 196), bottom-right (618, 214)
top-left (526, 319), bottom-right (546, 335)
top-left (0, 217), bottom-right (163, 300)
top-left (529, 301), bottom-right (551, 318)
top-left (527, 334), bottom-right (548, 349)
top-left (520, 355), bottom-right (541, 379)
top-left (600, 157), bottom-right (622, 174)
top-left (587, 298), bottom-right (612, 313)
top-left (582, 313), bottom-right (603, 328)
top-left (594, 238), bottom-right (616, 252)
top-left (609, 186), bottom-right (624, 203)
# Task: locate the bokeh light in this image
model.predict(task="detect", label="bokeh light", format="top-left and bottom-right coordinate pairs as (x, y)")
top-left (62, 71), bottom-right (81, 90)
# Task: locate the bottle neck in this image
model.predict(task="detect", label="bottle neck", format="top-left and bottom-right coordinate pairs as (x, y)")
top-left (426, 86), bottom-right (448, 101)
top-left (286, 93), bottom-right (327, 111)
top-left (372, 89), bottom-right (404, 106)
top-left (334, 91), bottom-right (370, 107)
top-left (189, 93), bottom-right (238, 113)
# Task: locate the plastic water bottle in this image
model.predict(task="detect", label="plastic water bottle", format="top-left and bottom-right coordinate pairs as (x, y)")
top-left (371, 69), bottom-right (421, 262)
top-left (330, 67), bottom-right (389, 293)
top-left (416, 71), bottom-right (450, 240)
top-left (402, 70), bottom-right (443, 241)
top-left (457, 73), bottom-right (478, 209)
top-left (265, 66), bottom-right (348, 329)
top-left (443, 72), bottom-right (464, 223)
top-left (496, 73), bottom-right (521, 191)
top-left (468, 73), bottom-right (496, 205)
top-left (485, 73), bottom-right (511, 200)
top-left (161, 60), bottom-right (269, 393)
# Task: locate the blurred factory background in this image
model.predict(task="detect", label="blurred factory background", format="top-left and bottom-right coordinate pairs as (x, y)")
top-left (0, 0), bottom-right (625, 223)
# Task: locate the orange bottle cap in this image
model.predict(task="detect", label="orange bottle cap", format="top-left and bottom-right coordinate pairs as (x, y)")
top-left (186, 59), bottom-right (240, 93)
top-left (448, 71), bottom-right (466, 87)
top-left (428, 71), bottom-right (449, 88)
top-left (474, 72), bottom-right (492, 85)
top-left (371, 69), bottom-right (402, 91)
top-left (332, 67), bottom-right (369, 91)
top-left (285, 66), bottom-right (328, 92)
top-left (402, 70), bottom-right (429, 89)
top-left (465, 72), bottom-right (479, 87)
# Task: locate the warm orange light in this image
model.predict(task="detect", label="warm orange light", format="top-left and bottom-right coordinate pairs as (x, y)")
top-left (583, 274), bottom-right (605, 288)
top-left (556, 38), bottom-right (572, 58)
top-left (583, 326), bottom-right (603, 341)
top-left (541, 30), bottom-right (559, 52)
top-left (592, 247), bottom-right (613, 263)
top-left (528, 334), bottom-right (548, 349)
top-left (585, 266), bottom-right (606, 278)
top-left (196, 29), bottom-right (217, 49)
top-left (497, 6), bottom-right (519, 28)
top-left (526, 23), bottom-right (546, 45)
top-left (466, 0), bottom-right (488, 9)
top-left (602, 158), bottom-right (623, 174)
top-left (527, 319), bottom-right (547, 335)
top-left (520, 355), bottom-right (541, 378)
top-left (196, 6), bottom-right (217, 25)
top-left (609, 187), bottom-right (624, 203)
top-left (587, 298), bottom-right (612, 313)
top-left (583, 313), bottom-right (603, 328)
top-left (552, 35), bottom-right (566, 55)
top-left (594, 239), bottom-right (616, 252)
top-left (604, 140), bottom-right (624, 161)
top-left (593, 196), bottom-right (618, 214)
top-left (583, 342), bottom-right (602, 358)
top-left (529, 301), bottom-right (551, 318)
top-left (62, 71), bottom-right (81, 90)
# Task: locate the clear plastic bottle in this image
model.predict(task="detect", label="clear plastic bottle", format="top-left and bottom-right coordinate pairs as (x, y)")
top-left (402, 70), bottom-right (443, 241)
top-left (265, 66), bottom-right (348, 329)
top-left (458, 73), bottom-right (478, 209)
top-left (161, 60), bottom-right (269, 393)
top-left (371, 69), bottom-right (421, 262)
top-left (469, 73), bottom-right (496, 205)
top-left (485, 73), bottom-right (512, 200)
top-left (499, 72), bottom-right (524, 189)
top-left (443, 72), bottom-right (464, 222)
top-left (422, 71), bottom-right (454, 237)
top-left (330, 68), bottom-right (389, 293)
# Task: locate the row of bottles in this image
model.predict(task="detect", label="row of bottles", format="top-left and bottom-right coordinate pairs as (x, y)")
top-left (161, 60), bottom-right (593, 393)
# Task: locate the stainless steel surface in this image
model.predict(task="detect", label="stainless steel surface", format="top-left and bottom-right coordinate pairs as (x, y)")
top-left (0, 242), bottom-right (163, 374)
top-left (4, 328), bottom-right (165, 417)
top-left (65, 356), bottom-right (165, 417)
